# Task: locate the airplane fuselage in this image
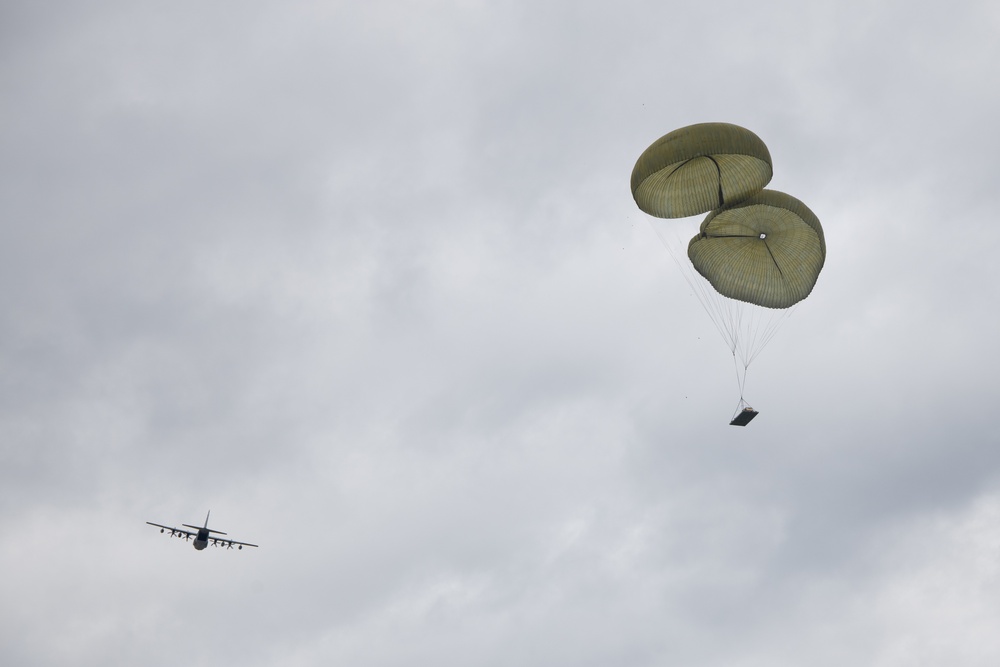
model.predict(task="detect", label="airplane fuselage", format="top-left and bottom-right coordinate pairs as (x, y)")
top-left (193, 529), bottom-right (210, 550)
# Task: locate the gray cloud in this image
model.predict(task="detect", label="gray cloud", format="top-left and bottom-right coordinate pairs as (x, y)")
top-left (3, 1), bottom-right (1000, 665)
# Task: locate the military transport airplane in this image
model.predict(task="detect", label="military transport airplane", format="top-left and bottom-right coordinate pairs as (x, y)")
top-left (146, 511), bottom-right (258, 551)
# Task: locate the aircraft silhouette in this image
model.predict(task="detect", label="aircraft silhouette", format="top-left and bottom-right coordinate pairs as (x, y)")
top-left (147, 511), bottom-right (258, 551)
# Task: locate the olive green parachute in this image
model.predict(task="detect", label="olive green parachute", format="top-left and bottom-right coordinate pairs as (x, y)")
top-left (688, 190), bottom-right (826, 309)
top-left (631, 123), bottom-right (773, 219)
top-left (632, 123), bottom-right (826, 420)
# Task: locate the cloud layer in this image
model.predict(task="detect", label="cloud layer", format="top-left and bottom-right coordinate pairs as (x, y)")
top-left (2, 1), bottom-right (1000, 665)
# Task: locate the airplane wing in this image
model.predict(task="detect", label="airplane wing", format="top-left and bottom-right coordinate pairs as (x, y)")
top-left (209, 536), bottom-right (259, 549)
top-left (146, 521), bottom-right (197, 539)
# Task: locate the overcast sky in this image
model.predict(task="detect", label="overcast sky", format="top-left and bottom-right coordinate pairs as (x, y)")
top-left (3, 1), bottom-right (1000, 665)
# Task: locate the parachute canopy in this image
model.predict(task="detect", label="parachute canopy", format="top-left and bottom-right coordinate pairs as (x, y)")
top-left (632, 122), bottom-right (827, 422)
top-left (687, 190), bottom-right (826, 309)
top-left (631, 123), bottom-right (773, 219)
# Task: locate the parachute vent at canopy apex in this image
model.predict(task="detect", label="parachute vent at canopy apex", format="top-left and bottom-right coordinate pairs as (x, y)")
top-left (688, 189), bottom-right (826, 309)
top-left (630, 122), bottom-right (773, 219)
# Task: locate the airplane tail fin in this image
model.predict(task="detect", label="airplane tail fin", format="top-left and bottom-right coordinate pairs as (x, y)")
top-left (181, 510), bottom-right (228, 535)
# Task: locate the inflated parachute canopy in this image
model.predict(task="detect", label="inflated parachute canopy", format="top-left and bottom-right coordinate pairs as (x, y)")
top-left (631, 123), bottom-right (773, 219)
top-left (688, 190), bottom-right (825, 309)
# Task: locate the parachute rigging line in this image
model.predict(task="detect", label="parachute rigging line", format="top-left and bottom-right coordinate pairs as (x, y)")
top-left (648, 217), bottom-right (798, 396)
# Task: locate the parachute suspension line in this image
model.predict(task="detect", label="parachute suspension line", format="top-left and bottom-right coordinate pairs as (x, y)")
top-left (741, 303), bottom-right (798, 368)
top-left (725, 300), bottom-right (798, 371)
top-left (649, 218), bottom-right (786, 369)
top-left (647, 218), bottom-right (799, 415)
top-left (731, 333), bottom-right (754, 423)
top-left (732, 350), bottom-right (749, 401)
top-left (648, 218), bottom-right (737, 352)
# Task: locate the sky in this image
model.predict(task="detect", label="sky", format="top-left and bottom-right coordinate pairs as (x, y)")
top-left (2, 0), bottom-right (1000, 665)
